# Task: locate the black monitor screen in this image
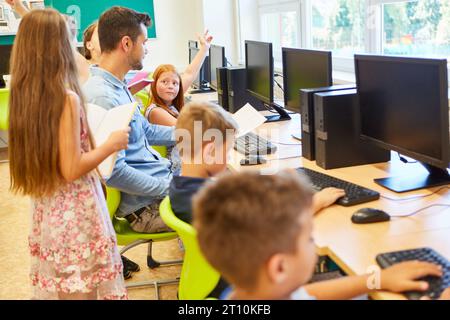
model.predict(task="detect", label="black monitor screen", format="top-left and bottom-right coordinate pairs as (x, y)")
top-left (188, 40), bottom-right (197, 49)
top-left (189, 47), bottom-right (201, 88)
top-left (282, 48), bottom-right (332, 113)
top-left (209, 45), bottom-right (226, 90)
top-left (0, 45), bottom-right (12, 77)
top-left (356, 55), bottom-right (449, 169)
top-left (245, 40), bottom-right (273, 104)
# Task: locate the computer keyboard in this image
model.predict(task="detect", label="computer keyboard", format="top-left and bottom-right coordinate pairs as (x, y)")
top-left (234, 132), bottom-right (277, 155)
top-left (376, 248), bottom-right (450, 300)
top-left (296, 167), bottom-right (380, 206)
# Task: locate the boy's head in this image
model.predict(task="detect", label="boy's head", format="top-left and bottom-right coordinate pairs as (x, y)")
top-left (175, 102), bottom-right (238, 176)
top-left (193, 171), bottom-right (317, 298)
top-left (98, 6), bottom-right (151, 70)
top-left (151, 64), bottom-right (184, 110)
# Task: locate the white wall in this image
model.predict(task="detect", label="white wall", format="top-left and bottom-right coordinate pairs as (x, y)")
top-left (202, 0), bottom-right (239, 65)
top-left (143, 0), bottom-right (242, 71)
top-left (143, 0), bottom-right (205, 71)
top-left (237, 0), bottom-right (260, 63)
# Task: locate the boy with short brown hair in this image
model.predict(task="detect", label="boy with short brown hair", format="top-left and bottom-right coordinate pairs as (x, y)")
top-left (193, 171), bottom-right (450, 300)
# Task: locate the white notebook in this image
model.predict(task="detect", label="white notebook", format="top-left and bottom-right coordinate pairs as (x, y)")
top-left (86, 102), bottom-right (137, 178)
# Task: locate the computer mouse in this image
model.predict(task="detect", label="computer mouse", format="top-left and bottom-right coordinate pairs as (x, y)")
top-left (351, 208), bottom-right (391, 224)
top-left (240, 155), bottom-right (267, 166)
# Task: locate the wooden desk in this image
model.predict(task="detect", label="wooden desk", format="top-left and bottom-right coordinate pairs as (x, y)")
top-left (190, 92), bottom-right (450, 300)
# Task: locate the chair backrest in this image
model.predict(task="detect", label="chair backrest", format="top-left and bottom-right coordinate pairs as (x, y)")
top-left (152, 145), bottom-right (168, 158)
top-left (106, 187), bottom-right (121, 220)
top-left (159, 196), bottom-right (221, 300)
top-left (0, 88), bottom-right (9, 131)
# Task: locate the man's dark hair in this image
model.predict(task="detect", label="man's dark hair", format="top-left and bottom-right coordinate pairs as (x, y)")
top-left (98, 6), bottom-right (152, 53)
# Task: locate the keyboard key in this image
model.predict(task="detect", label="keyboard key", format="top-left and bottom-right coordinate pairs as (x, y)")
top-left (376, 248), bottom-right (450, 300)
top-left (296, 167), bottom-right (380, 206)
top-left (234, 132), bottom-right (277, 155)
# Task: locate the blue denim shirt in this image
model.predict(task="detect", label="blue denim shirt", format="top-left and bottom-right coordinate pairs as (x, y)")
top-left (83, 66), bottom-right (175, 217)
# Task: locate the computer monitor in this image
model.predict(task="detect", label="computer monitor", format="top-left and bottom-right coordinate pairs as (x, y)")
top-left (355, 54), bottom-right (450, 193)
top-left (209, 45), bottom-right (226, 91)
top-left (188, 45), bottom-right (211, 93)
top-left (188, 40), bottom-right (197, 49)
top-left (245, 40), bottom-right (273, 104)
top-left (245, 40), bottom-right (290, 122)
top-left (0, 45), bottom-right (12, 88)
top-left (189, 46), bottom-right (201, 89)
top-left (282, 48), bottom-right (332, 113)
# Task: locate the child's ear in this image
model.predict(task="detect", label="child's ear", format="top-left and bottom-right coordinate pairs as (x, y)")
top-left (267, 254), bottom-right (288, 284)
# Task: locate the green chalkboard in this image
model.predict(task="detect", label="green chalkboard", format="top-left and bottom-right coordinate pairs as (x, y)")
top-left (44, 0), bottom-right (156, 42)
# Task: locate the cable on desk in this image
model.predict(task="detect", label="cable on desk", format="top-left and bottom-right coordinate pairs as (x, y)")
top-left (263, 103), bottom-right (296, 115)
top-left (270, 140), bottom-right (302, 146)
top-left (381, 186), bottom-right (450, 202)
top-left (397, 152), bottom-right (418, 164)
top-left (390, 204), bottom-right (450, 218)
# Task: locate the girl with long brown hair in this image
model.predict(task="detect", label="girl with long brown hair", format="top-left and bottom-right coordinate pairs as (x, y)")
top-left (8, 9), bottom-right (129, 300)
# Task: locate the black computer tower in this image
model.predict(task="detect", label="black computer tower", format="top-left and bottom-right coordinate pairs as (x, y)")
top-left (314, 89), bottom-right (390, 170)
top-left (300, 84), bottom-right (356, 161)
top-left (227, 67), bottom-right (264, 113)
top-left (216, 67), bottom-right (229, 110)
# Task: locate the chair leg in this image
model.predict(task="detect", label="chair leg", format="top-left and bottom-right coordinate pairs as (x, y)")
top-left (125, 278), bottom-right (180, 300)
top-left (147, 240), bottom-right (183, 269)
top-left (120, 239), bottom-right (151, 255)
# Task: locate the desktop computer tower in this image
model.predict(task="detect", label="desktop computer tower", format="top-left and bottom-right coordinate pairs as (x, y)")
top-left (216, 67), bottom-right (229, 110)
top-left (300, 84), bottom-right (356, 161)
top-left (314, 89), bottom-right (390, 170)
top-left (227, 67), bottom-right (265, 113)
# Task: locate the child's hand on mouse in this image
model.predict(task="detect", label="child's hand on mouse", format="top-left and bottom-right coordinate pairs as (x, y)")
top-left (105, 127), bottom-right (131, 152)
top-left (420, 287), bottom-right (450, 300)
top-left (312, 187), bottom-right (346, 213)
top-left (380, 261), bottom-right (443, 293)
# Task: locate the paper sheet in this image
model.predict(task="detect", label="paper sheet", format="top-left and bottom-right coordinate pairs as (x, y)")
top-left (231, 103), bottom-right (267, 137)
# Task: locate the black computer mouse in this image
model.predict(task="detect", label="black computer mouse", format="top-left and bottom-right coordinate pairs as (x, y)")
top-left (351, 208), bottom-right (391, 224)
top-left (240, 155), bottom-right (267, 166)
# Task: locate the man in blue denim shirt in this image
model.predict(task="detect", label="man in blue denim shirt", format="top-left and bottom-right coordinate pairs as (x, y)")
top-left (83, 7), bottom-right (175, 235)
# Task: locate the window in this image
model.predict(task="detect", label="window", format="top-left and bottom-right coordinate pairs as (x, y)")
top-left (259, 1), bottom-right (300, 61)
top-left (311, 0), bottom-right (366, 57)
top-left (237, 0), bottom-right (450, 77)
top-left (382, 0), bottom-right (450, 60)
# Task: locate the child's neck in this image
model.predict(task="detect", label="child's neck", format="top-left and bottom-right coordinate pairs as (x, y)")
top-left (231, 287), bottom-right (292, 300)
top-left (181, 163), bottom-right (211, 179)
top-left (162, 99), bottom-right (173, 107)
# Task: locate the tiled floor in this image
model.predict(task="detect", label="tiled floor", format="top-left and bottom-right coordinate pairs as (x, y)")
top-left (0, 161), bottom-right (182, 300)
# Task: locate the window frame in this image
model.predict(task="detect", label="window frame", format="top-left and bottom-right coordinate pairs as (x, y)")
top-left (236, 0), bottom-right (450, 84)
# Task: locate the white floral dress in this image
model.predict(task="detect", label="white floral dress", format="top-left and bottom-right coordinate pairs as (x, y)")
top-left (28, 108), bottom-right (128, 300)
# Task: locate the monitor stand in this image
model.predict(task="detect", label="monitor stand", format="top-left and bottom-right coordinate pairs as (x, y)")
top-left (265, 103), bottom-right (292, 123)
top-left (189, 87), bottom-right (215, 94)
top-left (374, 162), bottom-right (450, 193)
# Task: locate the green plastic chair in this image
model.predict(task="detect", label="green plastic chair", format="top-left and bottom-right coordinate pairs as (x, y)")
top-left (153, 145), bottom-right (168, 158)
top-left (106, 187), bottom-right (182, 299)
top-left (0, 88), bottom-right (9, 131)
top-left (0, 89), bottom-right (9, 164)
top-left (159, 196), bottom-right (221, 300)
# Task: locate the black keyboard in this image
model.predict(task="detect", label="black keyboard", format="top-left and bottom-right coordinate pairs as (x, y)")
top-left (376, 248), bottom-right (450, 300)
top-left (296, 167), bottom-right (380, 206)
top-left (234, 132), bottom-right (277, 155)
